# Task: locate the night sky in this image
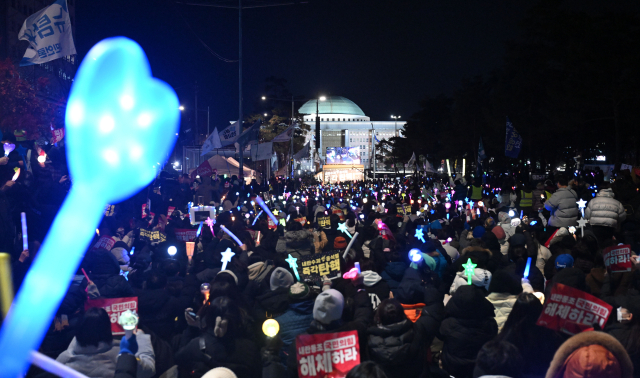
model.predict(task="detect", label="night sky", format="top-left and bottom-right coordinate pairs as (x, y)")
top-left (74, 0), bottom-right (635, 128)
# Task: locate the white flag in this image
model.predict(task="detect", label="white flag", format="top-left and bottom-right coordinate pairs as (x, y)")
top-left (408, 152), bottom-right (416, 167)
top-left (18, 0), bottom-right (76, 66)
top-left (200, 127), bottom-right (223, 156)
top-left (271, 123), bottom-right (297, 142)
top-left (218, 121), bottom-right (240, 147)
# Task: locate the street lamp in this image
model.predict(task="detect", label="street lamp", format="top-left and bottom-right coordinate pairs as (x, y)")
top-left (391, 115), bottom-right (401, 137)
top-left (263, 113), bottom-right (268, 117)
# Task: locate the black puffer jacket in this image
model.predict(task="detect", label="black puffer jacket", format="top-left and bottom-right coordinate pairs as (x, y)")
top-left (253, 287), bottom-right (290, 325)
top-left (440, 285), bottom-right (498, 378)
top-left (87, 274), bottom-right (134, 298)
top-left (136, 288), bottom-right (183, 341)
top-left (367, 320), bottom-right (422, 378)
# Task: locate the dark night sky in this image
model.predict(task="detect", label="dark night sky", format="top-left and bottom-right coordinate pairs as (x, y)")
top-left (73, 0), bottom-right (635, 128)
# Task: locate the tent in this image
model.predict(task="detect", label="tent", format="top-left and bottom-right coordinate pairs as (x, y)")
top-left (190, 155), bottom-right (259, 183)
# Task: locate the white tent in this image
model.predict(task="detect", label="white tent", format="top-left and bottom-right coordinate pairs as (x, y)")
top-left (192, 155), bottom-right (259, 183)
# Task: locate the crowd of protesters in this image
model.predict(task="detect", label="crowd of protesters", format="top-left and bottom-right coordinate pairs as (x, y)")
top-left (3, 133), bottom-right (640, 378)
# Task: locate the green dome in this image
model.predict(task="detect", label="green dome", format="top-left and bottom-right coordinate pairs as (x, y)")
top-left (299, 96), bottom-right (365, 116)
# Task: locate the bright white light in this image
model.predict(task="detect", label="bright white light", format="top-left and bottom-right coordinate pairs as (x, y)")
top-left (508, 209), bottom-right (515, 217)
top-left (99, 115), bottom-right (115, 133)
top-left (130, 146), bottom-right (142, 159)
top-left (103, 150), bottom-right (119, 164)
top-left (264, 113), bottom-right (268, 117)
top-left (261, 96), bottom-right (266, 100)
top-left (178, 105), bottom-right (185, 111)
top-left (120, 95), bottom-right (134, 110)
top-left (168, 246), bottom-right (177, 256)
top-left (37, 155), bottom-right (46, 163)
top-left (67, 103), bottom-right (84, 126)
top-left (137, 113), bottom-right (152, 127)
top-left (596, 155), bottom-right (606, 161)
top-left (319, 96), bottom-right (326, 101)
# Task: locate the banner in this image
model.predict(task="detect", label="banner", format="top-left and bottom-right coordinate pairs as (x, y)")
top-left (217, 122), bottom-right (240, 148)
top-left (139, 229), bottom-right (167, 243)
top-left (299, 251), bottom-right (341, 281)
top-left (505, 117), bottom-right (522, 158)
top-left (295, 330), bottom-right (360, 378)
top-left (237, 120), bottom-right (262, 147)
top-left (251, 142), bottom-right (273, 161)
top-left (90, 236), bottom-right (115, 252)
top-left (175, 228), bottom-right (198, 242)
top-left (200, 127), bottom-right (223, 156)
top-left (396, 204), bottom-right (406, 215)
top-left (18, 0), bottom-right (76, 66)
top-left (86, 297), bottom-right (138, 336)
top-left (603, 244), bottom-right (632, 273)
top-left (316, 215), bottom-right (331, 229)
top-left (536, 283), bottom-right (612, 335)
top-left (190, 160), bottom-right (217, 180)
top-left (294, 142), bottom-right (310, 160)
top-left (272, 124), bottom-right (296, 142)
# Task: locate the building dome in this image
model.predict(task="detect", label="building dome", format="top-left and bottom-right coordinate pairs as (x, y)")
top-left (299, 96), bottom-right (365, 117)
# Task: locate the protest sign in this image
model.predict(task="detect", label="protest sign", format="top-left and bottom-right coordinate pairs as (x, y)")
top-left (86, 297), bottom-right (137, 335)
top-left (295, 217), bottom-right (307, 226)
top-left (104, 204), bottom-right (115, 217)
top-left (90, 236), bottom-right (115, 252)
top-left (167, 206), bottom-right (175, 217)
top-left (396, 204), bottom-right (406, 215)
top-left (296, 330), bottom-right (360, 378)
top-left (536, 283), bottom-right (612, 335)
top-left (299, 251), bottom-right (341, 281)
top-left (175, 229), bottom-right (198, 242)
top-left (142, 204), bottom-right (148, 218)
top-left (317, 215), bottom-right (331, 229)
top-left (139, 229), bottom-right (167, 243)
top-left (267, 217), bottom-right (278, 230)
top-left (603, 244), bottom-right (632, 273)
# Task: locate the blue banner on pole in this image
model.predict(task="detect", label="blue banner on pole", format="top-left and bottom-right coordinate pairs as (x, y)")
top-left (505, 117), bottom-right (522, 158)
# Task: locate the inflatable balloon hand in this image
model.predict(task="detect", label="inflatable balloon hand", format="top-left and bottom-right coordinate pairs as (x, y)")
top-left (0, 37), bottom-right (179, 377)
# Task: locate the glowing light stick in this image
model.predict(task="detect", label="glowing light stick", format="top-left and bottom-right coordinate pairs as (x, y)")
top-left (409, 248), bottom-right (423, 263)
top-left (118, 309), bottom-right (139, 338)
top-left (30, 351), bottom-right (90, 378)
top-left (285, 254), bottom-right (300, 281)
top-left (256, 231), bottom-right (261, 245)
top-left (355, 262), bottom-right (361, 273)
top-left (255, 195), bottom-right (278, 225)
top-left (508, 209), bottom-right (515, 217)
top-left (462, 260), bottom-right (477, 285)
top-left (262, 319), bottom-right (279, 337)
top-left (220, 248), bottom-right (235, 271)
top-left (168, 246), bottom-right (177, 256)
top-left (200, 283), bottom-right (210, 302)
top-left (0, 37), bottom-right (181, 377)
top-left (279, 218), bottom-right (286, 227)
top-left (476, 208), bottom-right (480, 216)
top-left (337, 222), bottom-right (353, 239)
top-left (342, 232), bottom-right (359, 260)
top-left (11, 168), bottom-right (20, 181)
top-left (196, 221), bottom-right (203, 237)
top-left (205, 217), bottom-right (215, 236)
top-left (524, 257), bottom-right (532, 279)
top-left (3, 143), bottom-right (15, 157)
top-left (520, 210), bottom-right (523, 219)
top-left (446, 159), bottom-right (451, 175)
top-left (462, 158), bottom-right (465, 176)
top-left (252, 210), bottom-right (264, 226)
top-left (220, 225), bottom-right (244, 247)
top-left (0, 253), bottom-right (13, 317)
top-left (445, 202), bottom-right (451, 210)
top-left (576, 198), bottom-right (587, 217)
top-left (415, 227), bottom-right (425, 243)
top-left (20, 212), bottom-right (28, 251)
top-left (343, 267), bottom-right (358, 279)
top-left (577, 218), bottom-right (588, 237)
top-left (186, 242), bottom-right (195, 262)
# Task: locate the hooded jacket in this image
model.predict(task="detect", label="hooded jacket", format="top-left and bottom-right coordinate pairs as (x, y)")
top-left (381, 261), bottom-right (408, 294)
top-left (345, 271), bottom-right (391, 310)
top-left (56, 333), bottom-right (156, 378)
top-left (440, 285), bottom-right (498, 378)
top-left (274, 298), bottom-right (315, 358)
top-left (486, 292), bottom-right (517, 332)
top-left (546, 331), bottom-right (633, 378)
top-left (544, 187), bottom-right (579, 228)
top-left (585, 188), bottom-right (626, 228)
top-left (277, 230), bottom-right (314, 258)
top-left (367, 320), bottom-right (422, 378)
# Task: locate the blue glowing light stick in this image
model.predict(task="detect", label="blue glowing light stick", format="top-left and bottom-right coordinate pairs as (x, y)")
top-left (196, 221), bottom-right (203, 237)
top-left (252, 210), bottom-right (264, 226)
top-left (20, 212), bottom-right (28, 251)
top-left (255, 196), bottom-right (278, 225)
top-left (415, 227), bottom-right (425, 243)
top-left (220, 248), bottom-right (235, 271)
top-left (285, 254), bottom-right (300, 281)
top-left (524, 257), bottom-right (532, 279)
top-left (0, 37), bottom-right (180, 377)
top-left (220, 225), bottom-right (244, 247)
top-left (409, 248), bottom-right (423, 263)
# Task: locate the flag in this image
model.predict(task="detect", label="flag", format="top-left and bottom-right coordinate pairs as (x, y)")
top-left (271, 151), bottom-right (278, 172)
top-left (237, 119), bottom-right (261, 146)
top-left (408, 152), bottom-right (416, 167)
top-left (424, 160), bottom-right (436, 173)
top-left (271, 123), bottom-right (297, 142)
top-left (218, 121), bottom-right (240, 147)
top-left (200, 127), bottom-right (223, 156)
top-left (374, 134), bottom-right (380, 143)
top-left (505, 117), bottom-right (522, 158)
top-left (18, 0), bottom-right (76, 66)
top-left (250, 142), bottom-right (273, 161)
top-left (478, 137), bottom-right (487, 162)
top-left (293, 142), bottom-right (310, 160)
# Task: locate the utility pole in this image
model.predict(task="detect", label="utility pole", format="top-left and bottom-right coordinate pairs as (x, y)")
top-left (238, 0), bottom-right (244, 180)
top-left (195, 81), bottom-right (199, 145)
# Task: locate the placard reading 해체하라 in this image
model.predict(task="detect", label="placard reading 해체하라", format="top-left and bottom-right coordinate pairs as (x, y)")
top-left (536, 283), bottom-right (612, 335)
top-left (299, 251), bottom-right (341, 281)
top-left (296, 330), bottom-right (360, 378)
top-left (603, 244), bottom-right (632, 273)
top-left (85, 297), bottom-right (137, 336)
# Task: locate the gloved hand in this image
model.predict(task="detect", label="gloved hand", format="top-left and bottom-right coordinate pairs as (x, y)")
top-left (120, 333), bottom-right (138, 355)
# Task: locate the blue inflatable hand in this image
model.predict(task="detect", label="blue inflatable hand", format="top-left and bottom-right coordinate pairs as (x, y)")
top-left (0, 37), bottom-right (179, 377)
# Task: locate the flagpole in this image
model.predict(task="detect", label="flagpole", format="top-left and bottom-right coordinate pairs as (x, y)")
top-left (238, 0), bottom-right (244, 180)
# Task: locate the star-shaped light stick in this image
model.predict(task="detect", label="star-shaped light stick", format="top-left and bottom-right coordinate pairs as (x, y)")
top-left (337, 222), bottom-right (352, 239)
top-left (220, 248), bottom-right (235, 271)
top-left (577, 198), bottom-right (587, 217)
top-left (577, 218), bottom-right (588, 237)
top-left (415, 227), bottom-right (425, 243)
top-left (205, 217), bottom-right (215, 236)
top-left (462, 260), bottom-right (477, 285)
top-left (285, 254), bottom-right (300, 281)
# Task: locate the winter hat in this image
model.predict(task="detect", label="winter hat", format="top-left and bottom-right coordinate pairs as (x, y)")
top-left (492, 226), bottom-right (506, 240)
top-left (430, 220), bottom-right (442, 230)
top-left (498, 212), bottom-right (511, 223)
top-left (217, 270), bottom-right (239, 285)
top-left (289, 282), bottom-right (310, 301)
top-left (269, 267), bottom-right (294, 291)
top-left (472, 226), bottom-right (487, 239)
top-left (333, 236), bottom-right (348, 249)
top-left (313, 289), bottom-right (344, 324)
top-left (202, 367), bottom-right (238, 378)
top-left (484, 217), bottom-right (496, 229)
top-left (555, 254), bottom-right (575, 270)
top-left (450, 267), bottom-right (492, 293)
top-left (509, 233), bottom-right (526, 247)
top-left (423, 240), bottom-right (437, 253)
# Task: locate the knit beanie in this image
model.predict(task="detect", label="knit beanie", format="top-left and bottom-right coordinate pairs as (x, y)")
top-left (491, 226), bottom-right (506, 240)
top-left (269, 267), bottom-right (294, 291)
top-left (202, 367), bottom-right (237, 378)
top-left (509, 233), bottom-right (526, 247)
top-left (313, 289), bottom-right (344, 324)
top-left (333, 236), bottom-right (348, 249)
top-left (430, 220), bottom-right (442, 230)
top-left (473, 226), bottom-right (487, 239)
top-left (289, 282), bottom-right (310, 301)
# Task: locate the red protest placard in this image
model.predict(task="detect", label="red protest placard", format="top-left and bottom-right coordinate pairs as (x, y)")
top-left (90, 236), bottom-right (115, 252)
top-left (295, 330), bottom-right (360, 378)
top-left (603, 244), bottom-right (632, 273)
top-left (85, 297), bottom-right (138, 335)
top-left (536, 283), bottom-right (612, 335)
top-left (167, 206), bottom-right (176, 217)
top-left (175, 228), bottom-right (198, 242)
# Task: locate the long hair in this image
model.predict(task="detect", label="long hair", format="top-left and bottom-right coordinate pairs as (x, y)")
top-left (374, 299), bottom-right (407, 326)
top-left (76, 307), bottom-right (113, 347)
